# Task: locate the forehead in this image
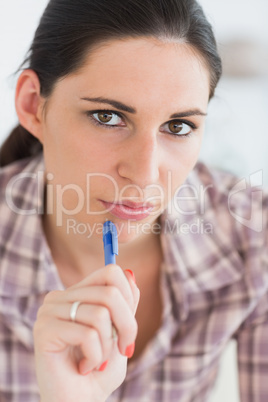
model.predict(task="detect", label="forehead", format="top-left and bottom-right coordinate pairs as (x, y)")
top-left (60, 37), bottom-right (210, 108)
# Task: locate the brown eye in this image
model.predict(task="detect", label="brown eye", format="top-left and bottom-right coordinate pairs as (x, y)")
top-left (162, 120), bottom-right (193, 136)
top-left (92, 111), bottom-right (123, 126)
top-left (169, 121), bottom-right (184, 134)
top-left (98, 112), bottom-right (113, 123)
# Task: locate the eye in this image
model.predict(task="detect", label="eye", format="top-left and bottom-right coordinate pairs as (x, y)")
top-left (91, 111), bottom-right (123, 126)
top-left (162, 120), bottom-right (195, 136)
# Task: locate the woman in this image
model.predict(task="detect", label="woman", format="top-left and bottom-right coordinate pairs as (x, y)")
top-left (0, 0), bottom-right (267, 401)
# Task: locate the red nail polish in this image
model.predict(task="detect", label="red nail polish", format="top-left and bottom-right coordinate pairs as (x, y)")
top-left (98, 360), bottom-right (108, 371)
top-left (125, 269), bottom-right (136, 284)
top-left (81, 368), bottom-right (92, 376)
top-left (125, 342), bottom-right (135, 358)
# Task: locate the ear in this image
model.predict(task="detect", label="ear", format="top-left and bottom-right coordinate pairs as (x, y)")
top-left (15, 69), bottom-right (45, 144)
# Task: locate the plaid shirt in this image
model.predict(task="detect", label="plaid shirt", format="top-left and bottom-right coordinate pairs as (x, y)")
top-left (0, 153), bottom-right (267, 402)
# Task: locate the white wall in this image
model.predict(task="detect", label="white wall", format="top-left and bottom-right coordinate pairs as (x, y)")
top-left (201, 0), bottom-right (268, 41)
top-left (198, 0), bottom-right (268, 187)
top-left (0, 0), bottom-right (48, 142)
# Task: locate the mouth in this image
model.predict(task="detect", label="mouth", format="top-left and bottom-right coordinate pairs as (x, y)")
top-left (99, 199), bottom-right (154, 221)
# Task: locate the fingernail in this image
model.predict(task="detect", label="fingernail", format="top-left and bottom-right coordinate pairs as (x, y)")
top-left (125, 342), bottom-right (135, 358)
top-left (125, 269), bottom-right (136, 284)
top-left (98, 360), bottom-right (108, 371)
top-left (81, 368), bottom-right (92, 376)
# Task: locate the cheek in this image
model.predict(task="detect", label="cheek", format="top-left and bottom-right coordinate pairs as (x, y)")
top-left (161, 137), bottom-right (202, 197)
top-left (42, 105), bottom-right (85, 153)
top-left (41, 115), bottom-right (102, 173)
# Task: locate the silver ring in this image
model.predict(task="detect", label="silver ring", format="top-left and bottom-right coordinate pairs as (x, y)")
top-left (70, 301), bottom-right (81, 322)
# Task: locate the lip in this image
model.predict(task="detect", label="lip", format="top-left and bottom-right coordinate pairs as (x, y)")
top-left (100, 200), bottom-right (154, 221)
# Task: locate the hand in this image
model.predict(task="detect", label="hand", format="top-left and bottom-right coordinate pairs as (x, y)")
top-left (33, 265), bottom-right (140, 402)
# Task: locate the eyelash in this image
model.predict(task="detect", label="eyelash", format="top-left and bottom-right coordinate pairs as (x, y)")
top-left (86, 109), bottom-right (197, 137)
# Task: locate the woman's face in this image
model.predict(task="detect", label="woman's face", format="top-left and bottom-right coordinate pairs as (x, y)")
top-left (39, 37), bottom-right (210, 243)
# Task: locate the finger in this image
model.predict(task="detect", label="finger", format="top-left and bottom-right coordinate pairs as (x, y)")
top-left (39, 288), bottom-right (137, 358)
top-left (79, 356), bottom-right (109, 376)
top-left (124, 269), bottom-right (140, 315)
top-left (39, 302), bottom-right (115, 360)
top-left (41, 266), bottom-right (140, 357)
top-left (67, 265), bottom-right (136, 310)
top-left (43, 286), bottom-right (137, 357)
top-left (44, 265), bottom-right (138, 314)
top-left (34, 318), bottom-right (103, 372)
top-left (65, 287), bottom-right (138, 356)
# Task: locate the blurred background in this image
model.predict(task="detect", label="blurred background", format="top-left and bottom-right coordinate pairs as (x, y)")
top-left (0, 1), bottom-right (267, 401)
top-left (199, 0), bottom-right (268, 189)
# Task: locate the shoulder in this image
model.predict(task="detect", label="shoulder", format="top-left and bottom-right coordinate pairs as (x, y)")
top-left (161, 161), bottom-right (267, 289)
top-left (0, 153), bottom-right (44, 212)
top-left (160, 162), bottom-right (268, 322)
top-left (0, 154), bottom-right (44, 197)
top-left (0, 153), bottom-right (45, 253)
top-left (0, 157), bottom-right (33, 190)
top-left (187, 161), bottom-right (262, 212)
top-left (0, 153), bottom-right (49, 297)
top-left (173, 161), bottom-right (267, 242)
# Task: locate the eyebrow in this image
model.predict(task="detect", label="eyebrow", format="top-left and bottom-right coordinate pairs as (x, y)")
top-left (80, 96), bottom-right (207, 118)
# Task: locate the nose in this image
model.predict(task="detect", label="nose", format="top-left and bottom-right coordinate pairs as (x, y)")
top-left (117, 131), bottom-right (160, 189)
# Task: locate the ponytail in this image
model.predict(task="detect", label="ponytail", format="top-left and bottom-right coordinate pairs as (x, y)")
top-left (0, 125), bottom-right (42, 168)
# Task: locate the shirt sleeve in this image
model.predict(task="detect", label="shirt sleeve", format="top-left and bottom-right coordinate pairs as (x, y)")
top-left (235, 291), bottom-right (268, 402)
top-left (234, 187), bottom-right (268, 402)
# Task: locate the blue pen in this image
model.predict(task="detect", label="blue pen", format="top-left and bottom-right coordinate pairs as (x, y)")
top-left (102, 221), bottom-right (118, 265)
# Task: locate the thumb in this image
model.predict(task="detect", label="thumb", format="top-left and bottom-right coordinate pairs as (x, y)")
top-left (124, 270), bottom-right (140, 314)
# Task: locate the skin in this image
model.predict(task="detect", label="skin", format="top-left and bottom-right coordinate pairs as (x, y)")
top-left (15, 37), bottom-right (210, 401)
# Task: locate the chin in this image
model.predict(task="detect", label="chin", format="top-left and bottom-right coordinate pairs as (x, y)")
top-left (115, 218), bottom-right (161, 244)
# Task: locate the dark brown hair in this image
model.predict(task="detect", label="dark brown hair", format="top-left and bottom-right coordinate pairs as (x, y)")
top-left (0, 0), bottom-right (222, 167)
